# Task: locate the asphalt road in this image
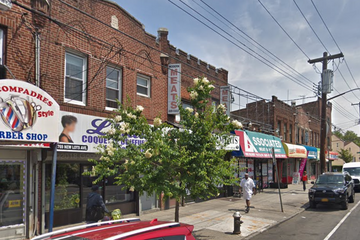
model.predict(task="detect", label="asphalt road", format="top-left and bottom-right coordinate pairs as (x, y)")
top-left (251, 196), bottom-right (360, 240)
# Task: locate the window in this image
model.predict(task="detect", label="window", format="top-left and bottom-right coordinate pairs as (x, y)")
top-left (65, 52), bottom-right (87, 104)
top-left (289, 124), bottom-right (293, 143)
top-left (106, 66), bottom-right (122, 109)
top-left (283, 124), bottom-right (287, 141)
top-left (137, 74), bottom-right (150, 97)
top-left (0, 160), bottom-right (26, 227)
top-left (104, 176), bottom-right (134, 204)
top-left (0, 28), bottom-right (4, 65)
top-left (277, 120), bottom-right (281, 136)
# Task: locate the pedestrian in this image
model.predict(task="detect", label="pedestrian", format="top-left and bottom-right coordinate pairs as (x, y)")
top-left (240, 173), bottom-right (255, 213)
top-left (85, 185), bottom-right (110, 224)
top-left (302, 171), bottom-right (308, 191)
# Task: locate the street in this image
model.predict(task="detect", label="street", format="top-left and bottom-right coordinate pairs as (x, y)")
top-left (252, 196), bottom-right (360, 240)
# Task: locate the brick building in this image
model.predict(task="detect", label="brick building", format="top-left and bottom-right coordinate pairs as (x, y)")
top-left (0, 0), bottom-right (228, 239)
top-left (231, 96), bottom-right (332, 148)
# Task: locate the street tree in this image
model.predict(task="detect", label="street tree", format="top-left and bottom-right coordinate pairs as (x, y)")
top-left (86, 77), bottom-right (242, 222)
top-left (338, 148), bottom-right (354, 163)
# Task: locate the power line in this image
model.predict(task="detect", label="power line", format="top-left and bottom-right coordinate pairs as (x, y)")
top-left (196, 0), bottom-right (315, 85)
top-left (293, 0), bottom-right (329, 53)
top-left (169, 0), bottom-right (314, 92)
top-left (257, 0), bottom-right (311, 60)
top-left (310, 0), bottom-right (360, 101)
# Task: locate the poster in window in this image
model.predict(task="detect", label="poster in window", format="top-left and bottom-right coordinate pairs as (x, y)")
top-left (248, 159), bottom-right (254, 178)
top-left (262, 163), bottom-right (268, 176)
top-left (268, 160), bottom-right (273, 181)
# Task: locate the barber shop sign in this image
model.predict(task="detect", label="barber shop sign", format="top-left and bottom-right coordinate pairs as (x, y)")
top-left (0, 80), bottom-right (60, 143)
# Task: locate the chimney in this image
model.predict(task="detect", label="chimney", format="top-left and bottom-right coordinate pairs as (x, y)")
top-left (291, 101), bottom-right (296, 107)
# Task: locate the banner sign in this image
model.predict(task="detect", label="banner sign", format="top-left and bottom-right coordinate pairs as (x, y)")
top-left (216, 134), bottom-right (240, 151)
top-left (220, 86), bottom-right (230, 116)
top-left (0, 79), bottom-right (60, 143)
top-left (235, 130), bottom-right (287, 158)
top-left (58, 111), bottom-right (145, 152)
top-left (299, 158), bottom-right (307, 178)
top-left (168, 64), bottom-right (181, 115)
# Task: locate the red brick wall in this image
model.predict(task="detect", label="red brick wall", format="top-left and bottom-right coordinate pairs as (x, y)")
top-left (1, 0), bottom-right (228, 123)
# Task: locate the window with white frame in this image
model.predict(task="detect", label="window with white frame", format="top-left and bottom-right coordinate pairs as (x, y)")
top-left (64, 52), bottom-right (87, 104)
top-left (0, 28), bottom-right (4, 65)
top-left (136, 74), bottom-right (150, 97)
top-left (106, 66), bottom-right (122, 109)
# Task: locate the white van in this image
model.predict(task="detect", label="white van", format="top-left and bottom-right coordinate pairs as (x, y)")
top-left (343, 162), bottom-right (360, 190)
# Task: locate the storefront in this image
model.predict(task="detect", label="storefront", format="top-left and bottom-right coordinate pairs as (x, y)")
top-left (303, 145), bottom-right (318, 181)
top-left (282, 143), bottom-right (307, 184)
top-left (0, 79), bottom-right (59, 240)
top-left (326, 151), bottom-right (339, 172)
top-left (233, 130), bottom-right (286, 189)
top-left (42, 111), bottom-right (141, 230)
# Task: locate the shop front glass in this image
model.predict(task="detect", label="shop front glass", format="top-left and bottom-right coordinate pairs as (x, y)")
top-left (0, 160), bottom-right (26, 227)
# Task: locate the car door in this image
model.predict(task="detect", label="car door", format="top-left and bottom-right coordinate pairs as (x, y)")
top-left (345, 174), bottom-right (352, 194)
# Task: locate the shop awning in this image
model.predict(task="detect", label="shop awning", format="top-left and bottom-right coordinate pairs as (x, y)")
top-left (282, 143), bottom-right (307, 158)
top-left (303, 145), bottom-right (318, 160)
top-left (326, 151), bottom-right (339, 160)
top-left (233, 130), bottom-right (287, 158)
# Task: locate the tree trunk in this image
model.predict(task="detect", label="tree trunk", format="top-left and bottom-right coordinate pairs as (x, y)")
top-left (175, 199), bottom-right (180, 222)
top-left (181, 195), bottom-right (185, 207)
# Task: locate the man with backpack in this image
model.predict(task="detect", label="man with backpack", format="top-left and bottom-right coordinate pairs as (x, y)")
top-left (85, 185), bottom-right (110, 223)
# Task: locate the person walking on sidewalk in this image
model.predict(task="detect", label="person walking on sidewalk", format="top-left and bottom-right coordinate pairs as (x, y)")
top-left (85, 185), bottom-right (110, 224)
top-left (240, 173), bottom-right (255, 213)
top-left (302, 171), bottom-right (308, 191)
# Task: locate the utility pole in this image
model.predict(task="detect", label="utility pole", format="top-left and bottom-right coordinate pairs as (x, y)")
top-left (352, 103), bottom-right (360, 124)
top-left (308, 52), bottom-right (344, 174)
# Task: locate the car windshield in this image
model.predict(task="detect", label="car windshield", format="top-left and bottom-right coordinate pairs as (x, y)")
top-left (344, 167), bottom-right (360, 176)
top-left (316, 175), bottom-right (344, 184)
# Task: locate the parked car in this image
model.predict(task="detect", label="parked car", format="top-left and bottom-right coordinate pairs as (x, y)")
top-left (308, 172), bottom-right (355, 210)
top-left (32, 218), bottom-right (196, 240)
top-left (343, 162), bottom-right (360, 191)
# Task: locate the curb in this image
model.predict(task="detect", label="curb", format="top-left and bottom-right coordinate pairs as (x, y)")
top-left (244, 203), bottom-right (310, 240)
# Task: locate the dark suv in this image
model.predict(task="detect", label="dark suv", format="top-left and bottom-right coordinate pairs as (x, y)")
top-left (308, 172), bottom-right (355, 210)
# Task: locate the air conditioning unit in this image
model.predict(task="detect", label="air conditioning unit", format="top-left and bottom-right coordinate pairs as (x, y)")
top-left (0, 0), bottom-right (12, 11)
top-left (280, 136), bottom-right (283, 140)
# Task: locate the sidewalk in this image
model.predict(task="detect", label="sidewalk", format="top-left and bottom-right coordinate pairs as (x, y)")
top-left (137, 184), bottom-right (309, 239)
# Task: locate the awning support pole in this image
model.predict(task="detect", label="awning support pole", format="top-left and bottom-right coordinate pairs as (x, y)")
top-left (48, 143), bottom-right (58, 232)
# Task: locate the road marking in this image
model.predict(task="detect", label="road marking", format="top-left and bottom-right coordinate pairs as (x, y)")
top-left (323, 200), bottom-right (360, 240)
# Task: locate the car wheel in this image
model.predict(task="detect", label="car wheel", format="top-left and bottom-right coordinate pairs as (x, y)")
top-left (309, 201), bottom-right (316, 209)
top-left (349, 191), bottom-right (355, 203)
top-left (341, 195), bottom-right (349, 210)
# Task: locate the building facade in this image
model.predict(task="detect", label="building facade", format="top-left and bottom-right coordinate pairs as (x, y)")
top-left (0, 0), bottom-right (228, 239)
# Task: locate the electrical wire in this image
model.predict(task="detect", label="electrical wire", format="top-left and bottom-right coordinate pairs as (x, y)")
top-left (196, 0), bottom-right (315, 85)
top-left (169, 0), bottom-right (314, 92)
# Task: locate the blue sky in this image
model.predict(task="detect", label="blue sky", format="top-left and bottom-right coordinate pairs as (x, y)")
top-left (116, 0), bottom-right (360, 134)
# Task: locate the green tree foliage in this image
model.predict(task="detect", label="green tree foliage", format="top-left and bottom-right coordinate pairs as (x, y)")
top-left (338, 148), bottom-right (354, 163)
top-left (86, 77), bottom-right (242, 221)
top-left (332, 130), bottom-right (360, 146)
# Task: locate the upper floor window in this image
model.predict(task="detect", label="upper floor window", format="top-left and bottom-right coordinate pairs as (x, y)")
top-left (64, 52), bottom-right (87, 105)
top-left (106, 66), bottom-right (122, 109)
top-left (289, 124), bottom-right (293, 143)
top-left (0, 28), bottom-right (4, 65)
top-left (137, 74), bottom-right (151, 97)
top-left (283, 124), bottom-right (287, 141)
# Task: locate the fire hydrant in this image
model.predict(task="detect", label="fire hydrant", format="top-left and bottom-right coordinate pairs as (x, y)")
top-left (233, 211), bottom-right (243, 235)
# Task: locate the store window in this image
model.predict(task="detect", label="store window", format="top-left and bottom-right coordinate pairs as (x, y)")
top-left (65, 52), bottom-right (87, 104)
top-left (136, 74), bottom-right (151, 97)
top-left (45, 163), bottom-right (80, 211)
top-left (0, 160), bottom-right (26, 227)
top-left (106, 66), bottom-right (122, 109)
top-left (104, 176), bottom-right (134, 204)
top-left (0, 28), bottom-right (4, 65)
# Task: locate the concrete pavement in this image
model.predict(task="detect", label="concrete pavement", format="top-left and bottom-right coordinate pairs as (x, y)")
top-left (251, 195), bottom-right (360, 240)
top-left (136, 183), bottom-right (309, 239)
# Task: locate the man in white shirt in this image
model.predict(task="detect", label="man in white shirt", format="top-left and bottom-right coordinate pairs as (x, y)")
top-left (240, 173), bottom-right (255, 213)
